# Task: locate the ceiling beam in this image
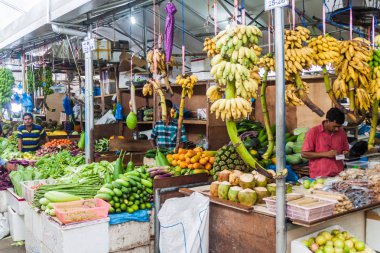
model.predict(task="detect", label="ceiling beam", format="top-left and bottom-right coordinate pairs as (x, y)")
top-left (0, 0), bottom-right (25, 13)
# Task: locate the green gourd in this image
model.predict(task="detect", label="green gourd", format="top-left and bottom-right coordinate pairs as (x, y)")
top-left (126, 154), bottom-right (135, 172)
top-left (155, 148), bottom-right (170, 166)
top-left (78, 132), bottom-right (85, 150)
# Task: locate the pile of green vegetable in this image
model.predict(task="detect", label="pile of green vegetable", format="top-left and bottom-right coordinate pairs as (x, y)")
top-left (34, 151), bottom-right (85, 179)
top-left (0, 68), bottom-right (15, 109)
top-left (95, 138), bottom-right (110, 152)
top-left (95, 166), bottom-right (153, 213)
top-left (285, 127), bottom-right (309, 165)
top-left (9, 166), bottom-right (42, 196)
top-left (144, 147), bottom-right (172, 159)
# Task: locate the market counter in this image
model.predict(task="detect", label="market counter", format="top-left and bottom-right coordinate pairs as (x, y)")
top-left (179, 186), bottom-right (380, 253)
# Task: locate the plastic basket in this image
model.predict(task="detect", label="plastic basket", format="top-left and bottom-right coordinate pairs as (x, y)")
top-left (20, 179), bottom-right (56, 203)
top-left (263, 193), bottom-right (304, 213)
top-left (345, 160), bottom-right (368, 169)
top-left (287, 199), bottom-right (335, 221)
top-left (53, 198), bottom-right (110, 224)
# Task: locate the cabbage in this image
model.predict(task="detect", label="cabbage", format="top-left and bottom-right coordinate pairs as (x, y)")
top-left (293, 127), bottom-right (309, 136)
top-left (292, 141), bottom-right (304, 154)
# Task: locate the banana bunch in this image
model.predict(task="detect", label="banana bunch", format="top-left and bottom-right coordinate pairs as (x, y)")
top-left (203, 37), bottom-right (218, 58)
top-left (258, 53), bottom-right (275, 72)
top-left (143, 79), bottom-right (162, 97)
top-left (252, 45), bottom-right (262, 57)
top-left (142, 83), bottom-right (154, 96)
top-left (206, 85), bottom-right (223, 102)
top-left (214, 25), bottom-right (262, 52)
top-left (369, 49), bottom-right (380, 68)
top-left (332, 39), bottom-right (373, 111)
top-left (285, 82), bottom-right (310, 106)
top-left (371, 67), bottom-right (380, 100)
top-left (355, 88), bottom-right (371, 111)
top-left (284, 26), bottom-right (311, 49)
top-left (147, 49), bottom-right (175, 74)
top-left (308, 35), bottom-right (341, 66)
top-left (210, 97), bottom-right (252, 121)
top-left (175, 74), bottom-right (198, 98)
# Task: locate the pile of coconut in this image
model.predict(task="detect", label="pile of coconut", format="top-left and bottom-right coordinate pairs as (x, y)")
top-left (210, 169), bottom-right (292, 207)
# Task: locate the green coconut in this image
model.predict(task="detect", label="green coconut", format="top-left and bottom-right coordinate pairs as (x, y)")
top-left (218, 181), bottom-right (231, 200)
top-left (238, 189), bottom-right (257, 206)
top-left (254, 187), bottom-right (270, 203)
top-left (267, 183), bottom-right (276, 196)
top-left (229, 170), bottom-right (243, 186)
top-left (126, 112), bottom-right (137, 130)
top-left (254, 174), bottom-right (268, 187)
top-left (218, 169), bottom-right (232, 182)
top-left (239, 173), bottom-right (255, 189)
top-left (210, 181), bottom-right (221, 197)
top-left (228, 186), bottom-right (243, 202)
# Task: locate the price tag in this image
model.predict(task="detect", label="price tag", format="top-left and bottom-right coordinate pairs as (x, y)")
top-left (335, 154), bottom-right (345, 160)
top-left (265, 0), bottom-right (289, 11)
top-left (82, 38), bottom-right (96, 53)
top-left (89, 38), bottom-right (96, 51)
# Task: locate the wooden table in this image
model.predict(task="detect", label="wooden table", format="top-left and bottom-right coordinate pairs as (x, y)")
top-left (180, 185), bottom-right (380, 253)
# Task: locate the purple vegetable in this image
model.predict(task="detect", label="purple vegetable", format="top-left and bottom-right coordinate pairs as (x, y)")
top-left (164, 2), bottom-right (177, 63)
top-left (150, 170), bottom-right (170, 177)
top-left (154, 173), bottom-right (172, 179)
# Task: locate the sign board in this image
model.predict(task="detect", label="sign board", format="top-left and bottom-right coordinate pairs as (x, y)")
top-left (82, 38), bottom-right (96, 53)
top-left (265, 0), bottom-right (289, 11)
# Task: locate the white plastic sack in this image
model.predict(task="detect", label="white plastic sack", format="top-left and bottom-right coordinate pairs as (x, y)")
top-left (158, 192), bottom-right (209, 253)
top-left (0, 212), bottom-right (10, 239)
top-left (95, 110), bottom-right (116, 125)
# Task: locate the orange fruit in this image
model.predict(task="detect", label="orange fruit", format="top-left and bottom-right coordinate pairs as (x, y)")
top-left (179, 154), bottom-right (185, 161)
top-left (199, 158), bottom-right (207, 165)
top-left (209, 157), bottom-right (215, 164)
top-left (193, 163), bottom-right (200, 169)
top-left (172, 160), bottom-right (177, 166)
top-left (188, 164), bottom-right (193, 169)
top-left (186, 157), bottom-right (191, 164)
top-left (180, 161), bottom-right (187, 169)
top-left (205, 163), bottom-right (212, 170)
top-left (167, 154), bottom-right (173, 159)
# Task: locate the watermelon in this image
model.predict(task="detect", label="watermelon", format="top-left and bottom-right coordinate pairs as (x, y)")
top-left (292, 141), bottom-right (303, 154)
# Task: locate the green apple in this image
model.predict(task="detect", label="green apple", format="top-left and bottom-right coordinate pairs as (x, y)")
top-left (331, 229), bottom-right (341, 236)
top-left (316, 235), bottom-right (327, 246)
top-left (334, 239), bottom-right (345, 248)
top-left (316, 178), bottom-right (325, 184)
top-left (303, 180), bottom-right (311, 189)
top-left (323, 245), bottom-right (334, 253)
top-left (344, 239), bottom-right (354, 249)
top-left (321, 231), bottom-right (333, 241)
top-left (354, 241), bottom-right (365, 251)
top-left (325, 241), bottom-right (333, 247)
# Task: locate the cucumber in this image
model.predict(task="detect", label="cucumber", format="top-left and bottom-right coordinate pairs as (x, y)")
top-left (95, 193), bottom-right (112, 201)
top-left (103, 183), bottom-right (113, 189)
top-left (39, 198), bottom-right (50, 206)
top-left (113, 196), bottom-right (120, 202)
top-left (121, 187), bottom-right (131, 194)
top-left (99, 187), bottom-right (115, 196)
top-left (109, 207), bottom-right (115, 213)
top-left (115, 179), bottom-right (130, 188)
top-left (47, 203), bottom-right (55, 209)
top-left (120, 203), bottom-right (127, 211)
top-left (112, 181), bottom-right (122, 189)
top-left (146, 203), bottom-right (152, 209)
top-left (127, 207), bottom-right (134, 213)
top-left (114, 203), bottom-right (120, 208)
top-left (145, 188), bottom-right (153, 195)
top-left (113, 188), bottom-right (123, 197)
top-left (131, 204), bottom-right (139, 211)
top-left (140, 203), bottom-right (146, 210)
top-left (127, 178), bottom-right (137, 187)
top-left (141, 179), bottom-right (153, 188)
top-left (116, 208), bottom-right (122, 213)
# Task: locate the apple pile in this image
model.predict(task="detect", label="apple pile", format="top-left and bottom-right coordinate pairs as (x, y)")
top-left (303, 178), bottom-right (326, 190)
top-left (302, 229), bottom-right (369, 253)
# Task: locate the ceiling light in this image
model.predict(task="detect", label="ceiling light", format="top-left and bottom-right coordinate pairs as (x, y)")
top-left (130, 16), bottom-right (136, 24)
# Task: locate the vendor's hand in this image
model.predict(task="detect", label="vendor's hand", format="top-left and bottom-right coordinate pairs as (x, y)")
top-left (324, 150), bottom-right (338, 158)
top-left (342, 150), bottom-right (349, 156)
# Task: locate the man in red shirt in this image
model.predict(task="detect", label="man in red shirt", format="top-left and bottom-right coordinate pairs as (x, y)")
top-left (301, 108), bottom-right (350, 178)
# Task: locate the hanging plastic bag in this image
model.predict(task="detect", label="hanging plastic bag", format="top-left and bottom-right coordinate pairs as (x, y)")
top-left (0, 212), bottom-right (9, 240)
top-left (21, 93), bottom-right (33, 112)
top-left (62, 95), bottom-right (73, 116)
top-left (158, 192), bottom-right (209, 253)
top-left (115, 102), bottom-right (123, 121)
top-left (95, 110), bottom-right (116, 125)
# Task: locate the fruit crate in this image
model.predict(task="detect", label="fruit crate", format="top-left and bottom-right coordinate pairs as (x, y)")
top-left (291, 225), bottom-right (374, 253)
top-left (21, 179), bottom-right (56, 203)
top-left (53, 198), bottom-right (110, 224)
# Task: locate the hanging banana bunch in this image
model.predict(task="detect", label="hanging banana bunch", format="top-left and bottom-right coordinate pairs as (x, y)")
top-left (203, 38), bottom-right (218, 58)
top-left (283, 26), bottom-right (324, 116)
top-left (143, 79), bottom-right (168, 121)
top-left (207, 24), bottom-right (273, 178)
top-left (147, 49), bottom-right (174, 95)
top-left (332, 39), bottom-right (373, 112)
top-left (367, 50), bottom-right (380, 150)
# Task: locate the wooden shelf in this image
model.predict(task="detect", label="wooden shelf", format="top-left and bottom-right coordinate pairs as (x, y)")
top-left (94, 93), bottom-right (116, 98)
top-left (138, 121), bottom-right (153, 124)
top-left (183, 119), bottom-right (207, 125)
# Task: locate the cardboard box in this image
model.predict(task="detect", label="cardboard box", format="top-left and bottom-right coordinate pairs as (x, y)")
top-left (366, 209), bottom-right (380, 251)
top-left (46, 93), bottom-right (65, 123)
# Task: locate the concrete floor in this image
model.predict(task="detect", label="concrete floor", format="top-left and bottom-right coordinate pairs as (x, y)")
top-left (0, 237), bottom-right (25, 253)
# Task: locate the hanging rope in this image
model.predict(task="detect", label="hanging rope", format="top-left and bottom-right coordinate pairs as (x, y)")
top-left (234, 0), bottom-right (238, 24)
top-left (241, 0), bottom-right (245, 25)
top-left (292, 0), bottom-right (295, 30)
top-left (181, 0), bottom-right (185, 75)
top-left (322, 2), bottom-right (326, 36)
top-left (158, 3), bottom-right (162, 49)
top-left (268, 10), bottom-right (271, 53)
top-left (153, 0), bottom-right (158, 76)
top-left (349, 3), bottom-right (353, 40)
top-left (213, 0), bottom-right (218, 36)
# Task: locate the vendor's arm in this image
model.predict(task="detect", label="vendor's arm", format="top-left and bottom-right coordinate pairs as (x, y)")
top-left (302, 150), bottom-right (337, 159)
top-left (16, 127), bottom-right (22, 151)
top-left (39, 128), bottom-right (48, 146)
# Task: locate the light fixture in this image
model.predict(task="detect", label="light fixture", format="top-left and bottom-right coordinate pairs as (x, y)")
top-left (130, 16), bottom-right (136, 24)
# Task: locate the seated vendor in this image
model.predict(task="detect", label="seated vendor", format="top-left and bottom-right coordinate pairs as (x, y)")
top-left (301, 108), bottom-right (349, 178)
top-left (17, 113), bottom-right (49, 152)
top-left (150, 99), bottom-right (187, 150)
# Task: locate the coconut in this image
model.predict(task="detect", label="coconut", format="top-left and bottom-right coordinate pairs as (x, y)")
top-left (254, 174), bottom-right (268, 187)
top-left (239, 173), bottom-right (256, 189)
top-left (254, 187), bottom-right (270, 203)
top-left (210, 181), bottom-right (221, 197)
top-left (218, 181), bottom-right (231, 199)
top-left (229, 170), bottom-right (243, 186)
top-left (238, 189), bottom-right (257, 206)
top-left (218, 169), bottom-right (232, 182)
top-left (267, 183), bottom-right (276, 196)
top-left (228, 186), bottom-right (243, 202)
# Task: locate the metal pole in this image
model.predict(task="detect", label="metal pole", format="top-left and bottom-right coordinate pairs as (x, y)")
top-left (274, 6), bottom-right (286, 253)
top-left (85, 22), bottom-right (94, 163)
top-left (21, 54), bottom-right (26, 92)
top-left (143, 8), bottom-right (147, 60)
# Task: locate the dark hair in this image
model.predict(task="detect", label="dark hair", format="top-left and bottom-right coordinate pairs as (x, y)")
top-left (326, 108), bottom-right (345, 124)
top-left (165, 99), bottom-right (173, 109)
top-left (23, 113), bottom-right (33, 120)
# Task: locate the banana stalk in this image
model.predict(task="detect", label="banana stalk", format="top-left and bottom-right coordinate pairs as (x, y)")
top-left (295, 73), bottom-right (325, 117)
top-left (130, 84), bottom-right (137, 114)
top-left (260, 68), bottom-right (274, 160)
top-left (175, 88), bottom-right (187, 153)
top-left (151, 80), bottom-right (167, 121)
top-left (225, 81), bottom-right (272, 178)
top-left (368, 99), bottom-right (379, 151)
top-left (348, 79), bottom-right (356, 112)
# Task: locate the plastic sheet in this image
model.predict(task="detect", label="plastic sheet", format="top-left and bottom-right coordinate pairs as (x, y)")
top-left (108, 209), bottom-right (150, 225)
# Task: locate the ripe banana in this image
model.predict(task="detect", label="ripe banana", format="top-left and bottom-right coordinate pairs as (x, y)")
top-left (210, 98), bottom-right (252, 121)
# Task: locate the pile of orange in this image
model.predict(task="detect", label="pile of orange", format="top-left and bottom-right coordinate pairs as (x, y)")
top-left (166, 147), bottom-right (216, 171)
top-left (43, 139), bottom-right (73, 148)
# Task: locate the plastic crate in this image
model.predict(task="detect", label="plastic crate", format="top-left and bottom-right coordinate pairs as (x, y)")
top-left (53, 198), bottom-right (110, 224)
top-left (345, 160), bottom-right (368, 169)
top-left (6, 188), bottom-right (26, 215)
top-left (21, 179), bottom-right (56, 203)
top-left (263, 193), bottom-right (304, 213)
top-left (287, 199), bottom-right (335, 221)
